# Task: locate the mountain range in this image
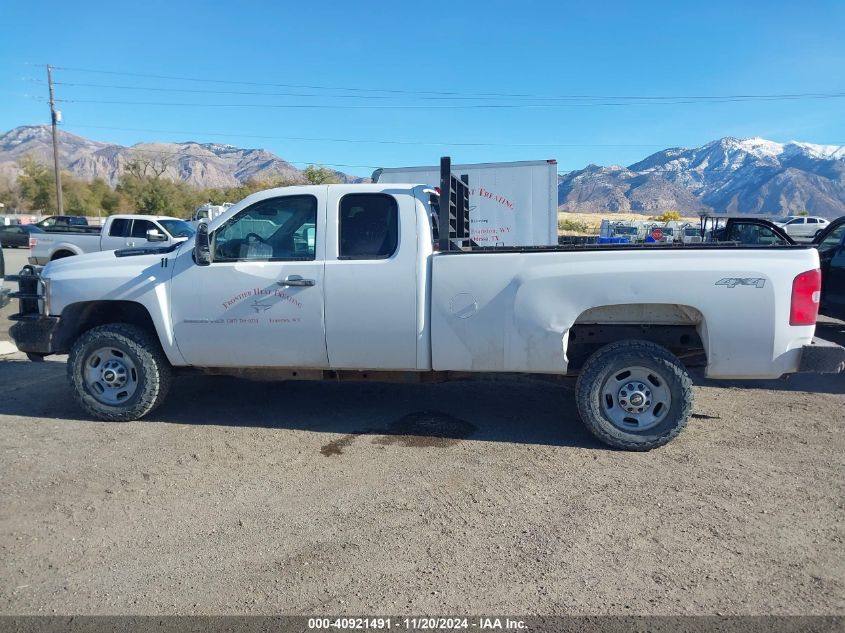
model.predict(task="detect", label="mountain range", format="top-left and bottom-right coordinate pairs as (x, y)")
top-left (558, 137), bottom-right (845, 218)
top-left (0, 125), bottom-right (360, 189)
top-left (1, 125), bottom-right (844, 217)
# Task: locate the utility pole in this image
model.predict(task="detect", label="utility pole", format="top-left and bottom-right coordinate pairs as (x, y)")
top-left (47, 64), bottom-right (63, 214)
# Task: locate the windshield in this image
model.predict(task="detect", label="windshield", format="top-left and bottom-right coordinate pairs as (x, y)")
top-left (773, 216), bottom-right (794, 224)
top-left (613, 226), bottom-right (638, 235)
top-left (159, 219), bottom-right (196, 239)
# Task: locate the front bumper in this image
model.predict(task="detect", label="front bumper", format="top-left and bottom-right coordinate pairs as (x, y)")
top-left (9, 316), bottom-right (61, 356)
top-left (798, 337), bottom-right (845, 373)
top-left (7, 265), bottom-right (58, 357)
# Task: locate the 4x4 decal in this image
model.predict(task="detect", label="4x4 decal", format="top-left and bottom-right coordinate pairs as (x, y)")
top-left (715, 277), bottom-right (766, 289)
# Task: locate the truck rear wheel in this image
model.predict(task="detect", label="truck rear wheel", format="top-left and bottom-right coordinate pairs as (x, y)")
top-left (68, 323), bottom-right (171, 422)
top-left (575, 339), bottom-right (693, 450)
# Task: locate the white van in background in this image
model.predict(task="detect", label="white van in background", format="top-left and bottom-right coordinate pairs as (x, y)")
top-left (373, 159), bottom-right (559, 247)
top-left (191, 203), bottom-right (234, 224)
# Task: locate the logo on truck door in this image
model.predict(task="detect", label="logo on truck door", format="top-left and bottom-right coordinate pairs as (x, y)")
top-left (715, 277), bottom-right (766, 289)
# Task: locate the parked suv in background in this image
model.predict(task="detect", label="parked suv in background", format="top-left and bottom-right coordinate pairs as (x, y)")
top-left (774, 216), bottom-right (830, 241)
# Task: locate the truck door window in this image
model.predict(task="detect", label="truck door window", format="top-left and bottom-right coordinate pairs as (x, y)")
top-left (818, 225), bottom-right (845, 255)
top-left (130, 220), bottom-right (155, 238)
top-left (212, 195), bottom-right (317, 262)
top-left (339, 194), bottom-right (398, 259)
top-left (726, 222), bottom-right (788, 245)
top-left (109, 218), bottom-right (130, 237)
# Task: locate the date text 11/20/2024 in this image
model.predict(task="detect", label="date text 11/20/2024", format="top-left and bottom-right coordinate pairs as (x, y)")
top-left (307, 617), bottom-right (527, 630)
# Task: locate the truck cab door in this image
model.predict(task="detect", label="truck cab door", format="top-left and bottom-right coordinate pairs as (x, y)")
top-left (170, 189), bottom-right (329, 368)
top-left (101, 218), bottom-right (130, 251)
top-left (126, 219), bottom-right (161, 248)
top-left (323, 188), bottom-right (419, 369)
top-left (818, 223), bottom-right (845, 319)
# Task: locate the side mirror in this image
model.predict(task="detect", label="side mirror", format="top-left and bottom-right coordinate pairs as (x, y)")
top-left (146, 229), bottom-right (167, 242)
top-left (194, 223), bottom-right (212, 266)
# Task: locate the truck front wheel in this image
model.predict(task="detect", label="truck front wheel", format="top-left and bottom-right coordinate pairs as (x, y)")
top-left (68, 323), bottom-right (172, 422)
top-left (575, 339), bottom-right (693, 450)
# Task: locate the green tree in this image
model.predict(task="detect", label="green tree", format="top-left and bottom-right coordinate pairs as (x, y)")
top-left (116, 153), bottom-right (195, 217)
top-left (17, 155), bottom-right (55, 212)
top-left (0, 178), bottom-right (22, 211)
top-left (62, 177), bottom-right (95, 215)
top-left (651, 210), bottom-right (682, 222)
top-left (303, 165), bottom-right (340, 185)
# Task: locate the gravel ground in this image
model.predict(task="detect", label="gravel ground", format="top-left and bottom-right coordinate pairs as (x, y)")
top-left (0, 246), bottom-right (843, 615)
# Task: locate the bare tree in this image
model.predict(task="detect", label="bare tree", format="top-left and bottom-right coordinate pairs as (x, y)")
top-left (123, 152), bottom-right (171, 180)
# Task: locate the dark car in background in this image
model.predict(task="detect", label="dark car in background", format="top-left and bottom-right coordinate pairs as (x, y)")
top-left (0, 224), bottom-right (45, 248)
top-left (813, 216), bottom-right (845, 320)
top-left (34, 215), bottom-right (88, 228)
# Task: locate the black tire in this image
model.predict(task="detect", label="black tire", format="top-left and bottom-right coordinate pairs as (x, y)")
top-left (68, 323), bottom-right (172, 422)
top-left (575, 339), bottom-right (693, 451)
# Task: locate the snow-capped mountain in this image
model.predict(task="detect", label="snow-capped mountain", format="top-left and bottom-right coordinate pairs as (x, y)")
top-left (0, 125), bottom-right (360, 188)
top-left (559, 137), bottom-right (845, 218)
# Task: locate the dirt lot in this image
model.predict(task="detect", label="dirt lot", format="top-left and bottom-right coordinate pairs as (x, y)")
top-left (0, 246), bottom-right (843, 615)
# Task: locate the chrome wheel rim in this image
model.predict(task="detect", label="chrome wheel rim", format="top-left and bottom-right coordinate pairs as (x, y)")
top-left (83, 347), bottom-right (139, 405)
top-left (600, 365), bottom-right (671, 431)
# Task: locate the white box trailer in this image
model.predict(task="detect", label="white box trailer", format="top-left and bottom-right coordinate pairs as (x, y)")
top-left (373, 159), bottom-right (558, 247)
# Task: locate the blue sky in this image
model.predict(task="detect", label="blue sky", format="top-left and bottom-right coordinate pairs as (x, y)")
top-left (1, 0), bottom-right (844, 177)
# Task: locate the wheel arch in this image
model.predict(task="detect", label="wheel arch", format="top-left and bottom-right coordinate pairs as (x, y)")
top-left (567, 303), bottom-right (710, 373)
top-left (50, 249), bottom-right (78, 261)
top-left (55, 300), bottom-right (161, 354)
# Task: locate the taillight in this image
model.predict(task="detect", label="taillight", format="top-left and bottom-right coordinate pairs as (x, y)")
top-left (790, 268), bottom-right (821, 326)
top-left (29, 237), bottom-right (37, 249)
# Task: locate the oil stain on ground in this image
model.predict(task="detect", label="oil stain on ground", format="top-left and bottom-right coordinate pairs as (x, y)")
top-left (320, 432), bottom-right (365, 457)
top-left (319, 411), bottom-right (476, 456)
top-left (373, 410), bottom-right (476, 448)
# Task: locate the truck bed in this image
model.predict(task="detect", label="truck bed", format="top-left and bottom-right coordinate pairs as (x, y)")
top-left (430, 244), bottom-right (820, 379)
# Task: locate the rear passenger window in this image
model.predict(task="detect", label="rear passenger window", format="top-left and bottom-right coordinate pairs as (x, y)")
top-left (109, 219), bottom-right (130, 237)
top-left (339, 194), bottom-right (398, 259)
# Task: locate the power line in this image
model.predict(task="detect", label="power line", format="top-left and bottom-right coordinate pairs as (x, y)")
top-left (48, 65), bottom-right (845, 102)
top-left (40, 79), bottom-right (845, 104)
top-left (66, 123), bottom-right (668, 148)
top-left (53, 93), bottom-right (845, 110)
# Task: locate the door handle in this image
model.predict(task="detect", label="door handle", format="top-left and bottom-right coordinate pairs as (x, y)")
top-left (277, 276), bottom-right (315, 287)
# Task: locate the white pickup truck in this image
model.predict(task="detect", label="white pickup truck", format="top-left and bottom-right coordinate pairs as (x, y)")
top-left (8, 159), bottom-right (845, 450)
top-left (29, 214), bottom-right (195, 265)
